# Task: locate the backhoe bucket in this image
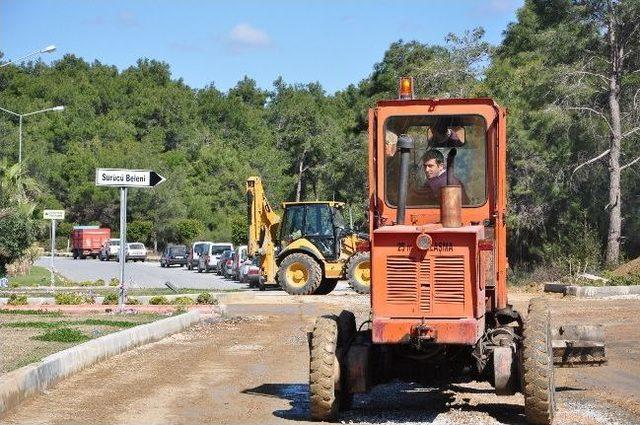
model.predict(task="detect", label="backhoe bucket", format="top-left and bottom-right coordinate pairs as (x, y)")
top-left (552, 325), bottom-right (606, 367)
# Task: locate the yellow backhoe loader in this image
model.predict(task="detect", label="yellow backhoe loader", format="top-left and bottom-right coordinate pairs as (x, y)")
top-left (246, 176), bottom-right (370, 295)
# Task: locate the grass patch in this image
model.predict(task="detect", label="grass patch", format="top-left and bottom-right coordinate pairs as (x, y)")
top-left (8, 266), bottom-right (73, 287)
top-left (32, 328), bottom-right (90, 343)
top-left (2, 319), bottom-right (139, 329)
top-left (0, 309), bottom-right (63, 317)
top-left (2, 321), bottom-right (64, 329)
top-left (76, 319), bottom-right (138, 327)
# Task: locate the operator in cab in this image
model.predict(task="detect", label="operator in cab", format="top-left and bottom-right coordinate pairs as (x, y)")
top-left (411, 149), bottom-right (469, 205)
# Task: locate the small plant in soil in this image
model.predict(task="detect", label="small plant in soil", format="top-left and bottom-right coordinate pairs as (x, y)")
top-left (8, 294), bottom-right (28, 306)
top-left (196, 292), bottom-right (217, 305)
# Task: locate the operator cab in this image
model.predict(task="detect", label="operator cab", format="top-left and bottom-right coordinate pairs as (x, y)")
top-left (384, 114), bottom-right (487, 208)
top-left (279, 202), bottom-right (348, 260)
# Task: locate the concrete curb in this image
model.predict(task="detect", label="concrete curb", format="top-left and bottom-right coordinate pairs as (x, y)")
top-left (0, 310), bottom-right (201, 415)
top-left (544, 282), bottom-right (640, 298)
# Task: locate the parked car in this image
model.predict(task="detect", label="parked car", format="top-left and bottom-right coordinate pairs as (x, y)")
top-left (216, 249), bottom-right (233, 275)
top-left (187, 241), bottom-right (211, 270)
top-left (230, 245), bottom-right (248, 280)
top-left (99, 238), bottom-right (120, 261)
top-left (198, 242), bottom-right (234, 273)
top-left (247, 259), bottom-right (262, 288)
top-left (72, 226), bottom-right (111, 259)
top-left (160, 244), bottom-right (188, 267)
top-left (118, 242), bottom-right (147, 262)
top-left (240, 256), bottom-right (261, 285)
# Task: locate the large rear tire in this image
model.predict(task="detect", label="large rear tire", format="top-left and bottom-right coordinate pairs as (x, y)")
top-left (521, 298), bottom-right (556, 425)
top-left (309, 311), bottom-right (355, 421)
top-left (314, 278), bottom-right (339, 295)
top-left (346, 252), bottom-right (371, 294)
top-left (278, 253), bottom-right (322, 295)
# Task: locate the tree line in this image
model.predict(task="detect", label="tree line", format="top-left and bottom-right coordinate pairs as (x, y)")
top-left (1, 0), bottom-right (639, 278)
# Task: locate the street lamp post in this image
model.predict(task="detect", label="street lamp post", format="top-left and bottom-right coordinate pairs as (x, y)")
top-left (0, 105), bottom-right (65, 163)
top-left (0, 45), bottom-right (57, 68)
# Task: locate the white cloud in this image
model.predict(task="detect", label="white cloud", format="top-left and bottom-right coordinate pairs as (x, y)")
top-left (226, 23), bottom-right (272, 53)
top-left (117, 10), bottom-right (140, 28)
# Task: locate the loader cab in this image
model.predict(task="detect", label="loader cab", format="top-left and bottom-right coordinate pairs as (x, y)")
top-left (279, 202), bottom-right (347, 260)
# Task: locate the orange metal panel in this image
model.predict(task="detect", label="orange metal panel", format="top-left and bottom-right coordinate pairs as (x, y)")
top-left (371, 225), bottom-right (484, 321)
top-left (372, 317), bottom-right (485, 344)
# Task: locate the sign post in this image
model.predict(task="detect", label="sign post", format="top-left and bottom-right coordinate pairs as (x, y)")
top-left (43, 209), bottom-right (65, 288)
top-left (95, 169), bottom-right (166, 310)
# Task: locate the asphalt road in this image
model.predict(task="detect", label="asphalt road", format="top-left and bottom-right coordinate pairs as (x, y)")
top-left (36, 256), bottom-right (353, 292)
top-left (36, 256), bottom-right (247, 290)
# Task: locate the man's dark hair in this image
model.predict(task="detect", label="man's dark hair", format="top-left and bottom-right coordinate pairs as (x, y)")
top-left (422, 149), bottom-right (444, 165)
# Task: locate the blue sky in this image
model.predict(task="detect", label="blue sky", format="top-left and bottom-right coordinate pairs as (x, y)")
top-left (1, 0), bottom-right (524, 94)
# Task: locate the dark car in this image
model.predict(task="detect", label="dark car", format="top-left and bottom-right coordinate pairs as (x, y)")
top-left (160, 244), bottom-right (188, 268)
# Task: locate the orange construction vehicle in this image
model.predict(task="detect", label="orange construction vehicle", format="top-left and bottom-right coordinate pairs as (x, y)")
top-left (307, 78), bottom-right (606, 424)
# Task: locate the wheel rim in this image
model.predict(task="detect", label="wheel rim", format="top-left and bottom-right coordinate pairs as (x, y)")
top-left (286, 262), bottom-right (309, 288)
top-left (354, 260), bottom-right (371, 287)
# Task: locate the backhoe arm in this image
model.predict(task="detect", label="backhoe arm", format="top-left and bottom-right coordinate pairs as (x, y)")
top-left (246, 176), bottom-right (281, 284)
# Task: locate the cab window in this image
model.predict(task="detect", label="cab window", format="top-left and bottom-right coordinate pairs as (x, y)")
top-left (384, 114), bottom-right (487, 207)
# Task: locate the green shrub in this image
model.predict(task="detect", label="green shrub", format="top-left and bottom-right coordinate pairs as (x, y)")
top-left (125, 297), bottom-right (141, 305)
top-left (149, 295), bottom-right (169, 305)
top-left (78, 280), bottom-right (94, 287)
top-left (32, 327), bottom-right (90, 343)
top-left (109, 278), bottom-right (119, 287)
top-left (172, 296), bottom-right (194, 305)
top-left (196, 292), bottom-right (216, 305)
top-left (55, 293), bottom-right (94, 305)
top-left (102, 293), bottom-right (118, 305)
top-left (94, 279), bottom-right (105, 286)
top-left (8, 294), bottom-right (28, 306)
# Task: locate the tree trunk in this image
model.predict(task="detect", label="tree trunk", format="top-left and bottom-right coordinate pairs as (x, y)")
top-left (296, 152), bottom-right (306, 202)
top-left (605, 12), bottom-right (623, 267)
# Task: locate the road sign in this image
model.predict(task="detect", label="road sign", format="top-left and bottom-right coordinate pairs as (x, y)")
top-left (94, 167), bottom-right (167, 310)
top-left (43, 209), bottom-right (65, 220)
top-left (95, 168), bottom-right (166, 188)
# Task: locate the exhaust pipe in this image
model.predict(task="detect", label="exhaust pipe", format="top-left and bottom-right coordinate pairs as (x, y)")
top-left (396, 135), bottom-right (414, 225)
top-left (441, 148), bottom-right (462, 228)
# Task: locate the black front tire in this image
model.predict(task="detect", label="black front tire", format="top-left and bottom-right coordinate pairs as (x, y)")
top-left (521, 298), bottom-right (556, 425)
top-left (309, 311), bottom-right (355, 421)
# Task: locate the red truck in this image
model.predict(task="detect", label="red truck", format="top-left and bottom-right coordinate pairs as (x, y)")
top-left (72, 226), bottom-right (111, 259)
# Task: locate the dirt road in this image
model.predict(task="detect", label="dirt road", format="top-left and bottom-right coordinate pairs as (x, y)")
top-left (3, 294), bottom-right (640, 425)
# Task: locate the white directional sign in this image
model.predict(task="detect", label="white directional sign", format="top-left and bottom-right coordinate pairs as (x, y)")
top-left (43, 209), bottom-right (65, 220)
top-left (95, 168), bottom-right (166, 188)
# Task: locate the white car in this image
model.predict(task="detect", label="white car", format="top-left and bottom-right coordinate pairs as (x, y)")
top-left (188, 241), bottom-right (212, 270)
top-left (120, 242), bottom-right (147, 262)
top-left (198, 242), bottom-right (234, 273)
top-left (99, 239), bottom-right (120, 261)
